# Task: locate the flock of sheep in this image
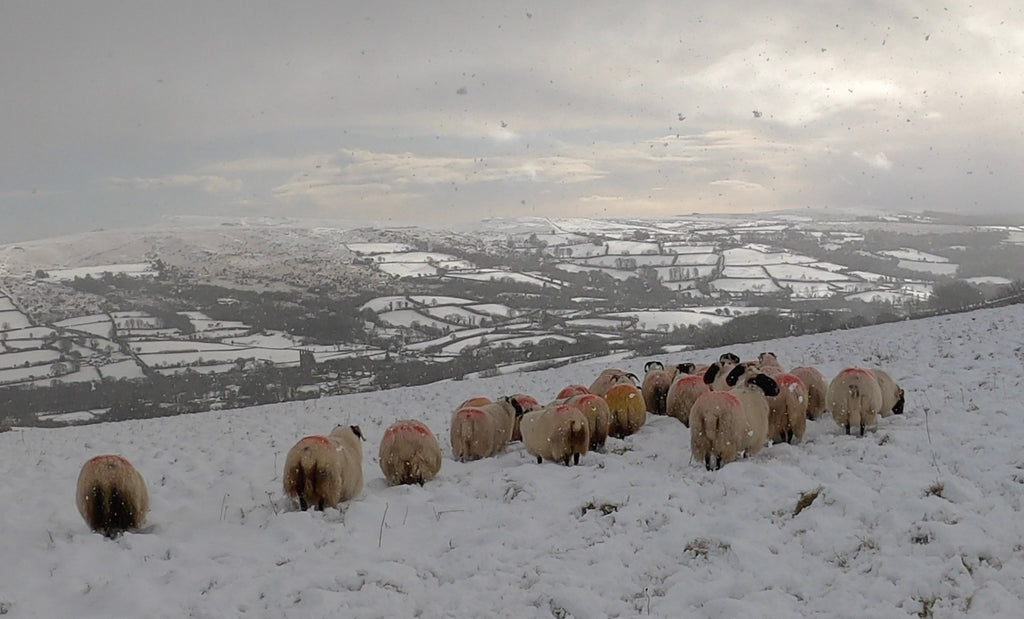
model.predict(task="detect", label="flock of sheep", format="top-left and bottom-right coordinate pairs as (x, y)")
top-left (75, 351), bottom-right (905, 538)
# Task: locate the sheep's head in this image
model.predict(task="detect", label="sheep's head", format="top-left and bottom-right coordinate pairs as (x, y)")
top-left (719, 352), bottom-right (740, 364)
top-left (503, 395), bottom-right (526, 417)
top-left (644, 360), bottom-right (665, 373)
top-left (725, 363), bottom-right (780, 397)
top-left (350, 425), bottom-right (365, 441)
top-left (677, 362), bottom-right (696, 375)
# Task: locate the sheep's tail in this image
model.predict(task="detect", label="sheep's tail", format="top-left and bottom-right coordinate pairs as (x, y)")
top-left (86, 483), bottom-right (135, 538)
top-left (292, 450), bottom-right (326, 511)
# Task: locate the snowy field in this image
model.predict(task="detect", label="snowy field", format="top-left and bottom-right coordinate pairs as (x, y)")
top-left (1, 305), bottom-right (1023, 617)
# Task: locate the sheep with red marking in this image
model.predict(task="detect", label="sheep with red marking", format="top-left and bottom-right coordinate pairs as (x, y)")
top-left (827, 368), bottom-right (884, 436)
top-left (689, 363), bottom-right (779, 470)
top-left (520, 403), bottom-right (590, 465)
top-left (604, 382), bottom-right (647, 439)
top-left (641, 361), bottom-right (685, 415)
top-left (555, 385), bottom-right (590, 399)
top-left (766, 373), bottom-right (809, 444)
top-left (789, 366), bottom-right (828, 420)
top-left (379, 420), bottom-right (442, 486)
top-left (589, 368), bottom-right (638, 398)
top-left (76, 455), bottom-right (149, 538)
top-left (283, 425), bottom-right (365, 511)
top-left (565, 392), bottom-right (612, 451)
top-left (870, 368), bottom-right (905, 416)
top-left (449, 397), bottom-right (522, 461)
top-left (508, 393), bottom-right (541, 442)
top-left (665, 373), bottom-right (710, 427)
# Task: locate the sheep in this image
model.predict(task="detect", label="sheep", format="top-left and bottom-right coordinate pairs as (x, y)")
top-left (565, 392), bottom-right (612, 451)
top-left (458, 396), bottom-right (492, 409)
top-left (756, 351), bottom-right (785, 376)
top-left (556, 385), bottom-right (591, 399)
top-left (665, 373), bottom-right (711, 427)
top-left (508, 393), bottom-right (541, 442)
top-left (789, 366), bottom-right (828, 420)
top-left (869, 368), bottom-right (905, 416)
top-left (449, 397), bottom-right (522, 461)
top-left (589, 368), bottom-right (639, 398)
top-left (827, 368), bottom-right (883, 436)
top-left (519, 403), bottom-right (590, 465)
top-left (283, 425), bottom-right (365, 510)
top-left (641, 361), bottom-right (684, 415)
top-left (604, 382), bottom-right (647, 439)
top-left (689, 364), bottom-right (779, 470)
top-left (378, 420), bottom-right (442, 486)
top-left (76, 455), bottom-right (149, 538)
top-left (765, 373), bottom-right (808, 444)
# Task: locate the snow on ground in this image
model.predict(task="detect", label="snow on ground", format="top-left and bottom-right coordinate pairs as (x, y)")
top-left (1, 305), bottom-right (1024, 617)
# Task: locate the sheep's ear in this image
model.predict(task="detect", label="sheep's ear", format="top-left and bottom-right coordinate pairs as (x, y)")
top-left (644, 360), bottom-right (664, 373)
top-left (703, 363), bottom-right (720, 385)
top-left (725, 363), bottom-right (746, 387)
top-left (751, 374), bottom-right (780, 397)
top-left (350, 425), bottom-right (365, 441)
top-left (893, 389), bottom-right (905, 415)
top-left (678, 362), bottom-right (695, 375)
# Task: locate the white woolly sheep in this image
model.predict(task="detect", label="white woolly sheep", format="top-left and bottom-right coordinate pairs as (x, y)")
top-left (283, 425), bottom-right (365, 510)
top-left (76, 454), bottom-right (149, 538)
top-left (827, 368), bottom-right (883, 436)
top-left (604, 382), bottom-right (647, 439)
top-left (789, 366), bottom-right (828, 420)
top-left (519, 403), bottom-right (590, 465)
top-left (641, 361), bottom-right (685, 415)
top-left (869, 368), bottom-right (905, 416)
top-left (565, 392), bottom-right (612, 451)
top-left (449, 397), bottom-right (522, 461)
top-left (379, 420), bottom-right (442, 486)
top-left (689, 363), bottom-right (779, 470)
top-left (765, 373), bottom-right (808, 444)
top-left (589, 368), bottom-right (639, 398)
top-left (508, 394), bottom-right (541, 442)
top-left (665, 373), bottom-right (711, 427)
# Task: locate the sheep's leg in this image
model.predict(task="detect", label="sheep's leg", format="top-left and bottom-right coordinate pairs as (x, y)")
top-left (714, 456), bottom-right (722, 471)
top-left (844, 423), bottom-right (851, 435)
top-left (536, 455), bottom-right (543, 464)
top-left (573, 452), bottom-right (580, 465)
top-left (299, 496), bottom-right (308, 511)
top-left (859, 424), bottom-right (866, 437)
top-left (704, 454), bottom-right (712, 471)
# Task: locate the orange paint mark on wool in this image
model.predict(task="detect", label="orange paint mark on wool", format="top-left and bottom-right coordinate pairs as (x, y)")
top-left (384, 421), bottom-right (434, 439)
top-left (299, 435), bottom-right (333, 447)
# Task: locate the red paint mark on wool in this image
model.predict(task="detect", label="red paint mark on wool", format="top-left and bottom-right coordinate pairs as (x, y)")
top-left (299, 435), bottom-right (333, 447)
top-left (456, 407), bottom-right (488, 420)
top-left (776, 374), bottom-right (805, 389)
top-left (557, 385), bottom-right (590, 399)
top-left (385, 421), bottom-right (433, 439)
top-left (842, 368), bottom-right (874, 378)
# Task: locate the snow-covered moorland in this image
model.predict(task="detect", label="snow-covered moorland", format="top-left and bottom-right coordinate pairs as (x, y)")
top-left (2, 305), bottom-right (1023, 618)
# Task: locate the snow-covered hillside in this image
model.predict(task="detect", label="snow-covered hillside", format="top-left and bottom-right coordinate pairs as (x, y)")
top-left (2, 305), bottom-right (1023, 618)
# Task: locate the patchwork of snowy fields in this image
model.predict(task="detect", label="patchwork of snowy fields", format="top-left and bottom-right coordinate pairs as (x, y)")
top-left (1, 304), bottom-right (1022, 617)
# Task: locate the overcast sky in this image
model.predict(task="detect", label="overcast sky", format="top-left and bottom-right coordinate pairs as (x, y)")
top-left (2, 1), bottom-right (1022, 243)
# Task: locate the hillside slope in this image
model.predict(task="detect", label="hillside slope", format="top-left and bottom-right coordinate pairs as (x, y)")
top-left (1, 305), bottom-right (1022, 617)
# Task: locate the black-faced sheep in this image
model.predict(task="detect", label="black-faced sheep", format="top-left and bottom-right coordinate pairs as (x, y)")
top-left (283, 425), bottom-right (365, 510)
top-left (565, 392), bottom-right (612, 451)
top-left (665, 373), bottom-right (711, 427)
top-left (766, 373), bottom-right (808, 444)
top-left (520, 403), bottom-right (590, 465)
top-left (869, 368), bottom-right (905, 416)
top-left (589, 369), bottom-right (639, 398)
top-left (827, 368), bottom-right (883, 436)
top-left (508, 393), bottom-right (542, 442)
top-left (379, 420), bottom-right (442, 486)
top-left (604, 382), bottom-right (647, 439)
top-left (789, 366), bottom-right (828, 420)
top-left (76, 455), bottom-right (149, 538)
top-left (689, 363), bottom-right (779, 470)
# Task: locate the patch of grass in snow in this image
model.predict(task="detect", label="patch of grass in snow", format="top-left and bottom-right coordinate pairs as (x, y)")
top-left (579, 501), bottom-right (619, 517)
top-left (792, 486), bottom-right (823, 517)
top-left (684, 537), bottom-right (731, 559)
top-left (923, 481), bottom-right (945, 498)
